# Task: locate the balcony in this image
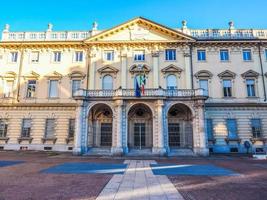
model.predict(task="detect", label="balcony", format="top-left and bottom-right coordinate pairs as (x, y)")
top-left (73, 88), bottom-right (207, 99)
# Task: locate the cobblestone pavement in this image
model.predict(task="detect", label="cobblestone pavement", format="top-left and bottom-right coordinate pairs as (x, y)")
top-left (97, 160), bottom-right (184, 200)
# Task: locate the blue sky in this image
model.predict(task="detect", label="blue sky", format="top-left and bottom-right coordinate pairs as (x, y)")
top-left (1, 0), bottom-right (267, 31)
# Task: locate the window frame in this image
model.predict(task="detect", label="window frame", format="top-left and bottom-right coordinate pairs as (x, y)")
top-left (246, 79), bottom-right (256, 97)
top-left (199, 79), bottom-right (209, 96)
top-left (48, 80), bottom-right (59, 98)
top-left (21, 118), bottom-right (32, 138)
top-left (197, 50), bottom-right (206, 61)
top-left (226, 119), bottom-right (238, 139)
top-left (68, 119), bottom-right (75, 138)
top-left (0, 119), bottom-right (8, 138)
top-left (206, 118), bottom-right (214, 140)
top-left (31, 51), bottom-right (40, 63)
top-left (251, 119), bottom-right (262, 138)
top-left (165, 49), bottom-right (176, 61)
top-left (72, 79), bottom-right (81, 97)
top-left (74, 51), bottom-right (83, 62)
top-left (102, 74), bottom-right (114, 90)
top-left (220, 49), bottom-right (229, 61)
top-left (103, 50), bottom-right (114, 61)
top-left (44, 118), bottom-right (56, 138)
top-left (53, 51), bottom-right (62, 63)
top-left (10, 51), bottom-right (18, 63)
top-left (222, 79), bottom-right (233, 98)
top-left (26, 80), bottom-right (37, 98)
top-left (166, 74), bottom-right (177, 90)
top-left (3, 80), bottom-right (14, 98)
top-left (242, 49), bottom-right (252, 61)
top-left (134, 50), bottom-right (145, 61)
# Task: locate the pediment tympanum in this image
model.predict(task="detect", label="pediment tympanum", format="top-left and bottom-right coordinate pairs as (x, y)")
top-left (68, 71), bottom-right (86, 79)
top-left (97, 65), bottom-right (119, 74)
top-left (161, 64), bottom-right (183, 74)
top-left (218, 70), bottom-right (236, 79)
top-left (45, 71), bottom-right (63, 79)
top-left (241, 70), bottom-right (259, 78)
top-left (23, 71), bottom-right (40, 80)
top-left (129, 64), bottom-right (151, 74)
top-left (194, 70), bottom-right (213, 79)
top-left (85, 17), bottom-right (195, 43)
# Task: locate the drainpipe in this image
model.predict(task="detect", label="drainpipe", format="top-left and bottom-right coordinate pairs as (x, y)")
top-left (258, 42), bottom-right (266, 101)
top-left (16, 47), bottom-right (24, 102)
top-left (189, 43), bottom-right (194, 89)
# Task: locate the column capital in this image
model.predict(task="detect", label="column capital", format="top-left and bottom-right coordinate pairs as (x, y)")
top-left (183, 52), bottom-right (191, 57)
top-left (152, 51), bottom-right (160, 57)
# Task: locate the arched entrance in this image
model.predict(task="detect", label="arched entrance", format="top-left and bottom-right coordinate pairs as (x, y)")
top-left (88, 104), bottom-right (113, 148)
top-left (167, 103), bottom-right (193, 150)
top-left (128, 103), bottom-right (153, 151)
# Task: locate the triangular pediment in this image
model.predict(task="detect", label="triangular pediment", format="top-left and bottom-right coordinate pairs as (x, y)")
top-left (0, 71), bottom-right (17, 80)
top-left (45, 71), bottom-right (63, 79)
top-left (129, 64), bottom-right (151, 74)
top-left (23, 71), bottom-right (40, 79)
top-left (218, 70), bottom-right (236, 79)
top-left (161, 64), bottom-right (183, 74)
top-left (97, 65), bottom-right (119, 74)
top-left (85, 17), bottom-right (194, 43)
top-left (241, 70), bottom-right (259, 78)
top-left (195, 70), bottom-right (213, 79)
top-left (68, 71), bottom-right (86, 79)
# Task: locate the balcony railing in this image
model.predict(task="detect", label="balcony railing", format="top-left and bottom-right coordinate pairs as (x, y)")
top-left (73, 88), bottom-right (206, 98)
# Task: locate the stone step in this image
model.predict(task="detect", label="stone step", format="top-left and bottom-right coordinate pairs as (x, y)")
top-left (126, 148), bottom-right (154, 156)
top-left (85, 148), bottom-right (112, 156)
top-left (168, 148), bottom-right (195, 156)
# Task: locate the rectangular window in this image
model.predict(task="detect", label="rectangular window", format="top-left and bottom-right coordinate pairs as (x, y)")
top-left (75, 51), bottom-right (83, 62)
top-left (53, 51), bottom-right (61, 62)
top-left (197, 50), bottom-right (206, 61)
top-left (227, 119), bottom-right (238, 139)
top-left (246, 79), bottom-right (256, 97)
top-left (243, 49), bottom-right (252, 61)
top-left (134, 50), bottom-right (145, 61)
top-left (0, 119), bottom-right (8, 138)
top-left (4, 81), bottom-right (14, 98)
top-left (251, 119), bottom-right (262, 138)
top-left (72, 80), bottom-right (81, 96)
top-left (48, 80), bottom-right (58, 98)
top-left (223, 79), bottom-right (232, 97)
top-left (165, 49), bottom-right (176, 61)
top-left (199, 79), bottom-right (209, 96)
top-left (26, 80), bottom-right (36, 98)
top-left (10, 52), bottom-right (18, 63)
top-left (21, 119), bottom-right (31, 138)
top-left (104, 50), bottom-right (114, 61)
top-left (68, 119), bottom-right (75, 138)
top-left (220, 49), bottom-right (229, 61)
top-left (45, 119), bottom-right (55, 138)
top-left (206, 119), bottom-right (213, 140)
top-left (31, 51), bottom-right (39, 63)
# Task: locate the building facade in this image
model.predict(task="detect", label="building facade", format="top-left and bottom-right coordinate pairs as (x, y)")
top-left (0, 17), bottom-right (267, 156)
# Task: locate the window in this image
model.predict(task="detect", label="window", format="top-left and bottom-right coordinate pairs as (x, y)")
top-left (75, 51), bottom-right (83, 62)
top-left (21, 119), bottom-right (31, 138)
top-left (68, 119), bottom-right (75, 138)
top-left (26, 80), bottom-right (36, 98)
top-left (220, 49), bottom-right (229, 61)
top-left (102, 75), bottom-right (113, 90)
top-left (199, 79), bottom-right (209, 96)
top-left (10, 52), bottom-right (18, 63)
top-left (53, 51), bottom-right (61, 62)
top-left (4, 81), bottom-right (14, 98)
top-left (246, 79), bottom-right (256, 97)
top-left (227, 119), bottom-right (238, 139)
top-left (45, 119), bottom-right (55, 138)
top-left (206, 119), bottom-right (213, 140)
top-left (166, 74), bottom-right (177, 89)
top-left (251, 119), bottom-right (262, 138)
top-left (48, 80), bottom-right (58, 98)
top-left (134, 50), bottom-right (145, 61)
top-left (197, 50), bottom-right (206, 61)
top-left (243, 49), bottom-right (252, 61)
top-left (223, 79), bottom-right (232, 97)
top-left (72, 80), bottom-right (81, 96)
top-left (104, 50), bottom-right (114, 61)
top-left (0, 119), bottom-right (8, 138)
top-left (31, 51), bottom-right (39, 63)
top-left (165, 49), bottom-right (176, 61)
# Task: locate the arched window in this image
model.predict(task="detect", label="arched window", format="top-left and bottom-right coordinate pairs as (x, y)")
top-left (102, 75), bottom-right (113, 90)
top-left (166, 74), bottom-right (177, 89)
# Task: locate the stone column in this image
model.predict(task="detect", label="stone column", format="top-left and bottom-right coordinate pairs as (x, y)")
top-left (152, 100), bottom-right (166, 155)
top-left (184, 49), bottom-right (192, 89)
top-left (152, 51), bottom-right (160, 88)
top-left (73, 100), bottom-right (86, 155)
top-left (89, 54), bottom-right (96, 89)
top-left (111, 100), bottom-right (124, 155)
top-left (193, 100), bottom-right (209, 156)
top-left (120, 53), bottom-right (127, 89)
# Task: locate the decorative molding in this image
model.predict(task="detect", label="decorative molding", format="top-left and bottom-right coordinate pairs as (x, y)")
top-left (22, 71), bottom-right (40, 80)
top-left (129, 64), bottom-right (151, 74)
top-left (97, 65), bottom-right (119, 74)
top-left (161, 64), bottom-right (183, 74)
top-left (241, 70), bottom-right (260, 79)
top-left (0, 71), bottom-right (17, 80)
top-left (194, 70), bottom-right (213, 79)
top-left (218, 70), bottom-right (236, 79)
top-left (68, 71), bottom-right (86, 79)
top-left (44, 71), bottom-right (63, 80)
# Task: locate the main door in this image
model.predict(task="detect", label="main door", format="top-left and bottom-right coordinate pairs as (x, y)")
top-left (100, 123), bottom-right (112, 147)
top-left (168, 123), bottom-right (180, 147)
top-left (134, 123), bottom-right (146, 149)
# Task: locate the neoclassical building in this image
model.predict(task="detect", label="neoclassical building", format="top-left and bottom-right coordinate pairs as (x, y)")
top-left (0, 17), bottom-right (267, 156)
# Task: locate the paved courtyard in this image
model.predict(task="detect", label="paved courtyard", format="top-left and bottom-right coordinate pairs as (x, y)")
top-left (0, 151), bottom-right (267, 200)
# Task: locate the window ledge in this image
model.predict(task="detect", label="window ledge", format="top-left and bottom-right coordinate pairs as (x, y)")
top-left (246, 96), bottom-right (259, 99)
top-left (41, 137), bottom-right (57, 144)
top-left (0, 137), bottom-right (9, 144)
top-left (250, 138), bottom-right (266, 144)
top-left (18, 137), bottom-right (33, 144)
top-left (222, 97), bottom-right (236, 99)
top-left (66, 137), bottom-right (74, 144)
top-left (225, 138), bottom-right (241, 144)
top-left (220, 60), bottom-right (230, 63)
top-left (243, 60), bottom-right (253, 62)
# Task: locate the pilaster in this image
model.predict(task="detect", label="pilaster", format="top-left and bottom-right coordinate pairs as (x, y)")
top-left (89, 53), bottom-right (96, 90)
top-left (152, 51), bottom-right (160, 88)
top-left (120, 52), bottom-right (127, 89)
top-left (184, 50), bottom-right (192, 89)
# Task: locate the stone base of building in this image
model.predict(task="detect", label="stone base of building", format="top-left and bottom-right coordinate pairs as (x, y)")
top-left (193, 147), bottom-right (209, 156)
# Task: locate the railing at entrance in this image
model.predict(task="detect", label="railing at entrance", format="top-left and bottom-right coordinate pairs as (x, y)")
top-left (73, 88), bottom-right (206, 98)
